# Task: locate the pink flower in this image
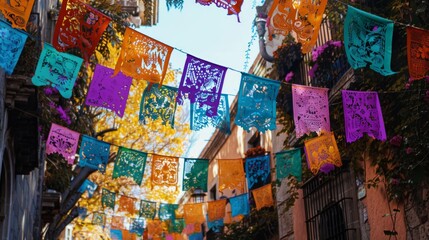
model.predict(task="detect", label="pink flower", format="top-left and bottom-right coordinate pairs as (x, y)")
top-left (389, 135), bottom-right (403, 147)
top-left (43, 87), bottom-right (58, 95)
top-left (390, 178), bottom-right (400, 185)
top-left (285, 72), bottom-right (294, 82)
top-left (405, 147), bottom-right (413, 154)
top-left (56, 106), bottom-right (72, 125)
top-left (331, 41), bottom-right (342, 47)
top-left (372, 26), bottom-right (379, 31)
top-left (405, 83), bottom-right (411, 89)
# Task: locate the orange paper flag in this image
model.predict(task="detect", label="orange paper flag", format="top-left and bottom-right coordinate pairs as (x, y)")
top-left (304, 132), bottom-right (342, 175)
top-left (114, 28), bottom-right (173, 85)
top-left (218, 159), bottom-right (246, 192)
top-left (118, 195), bottom-right (136, 215)
top-left (268, 0), bottom-right (328, 53)
top-left (207, 199), bottom-right (227, 222)
top-left (111, 216), bottom-right (124, 229)
top-left (0, 0), bottom-right (35, 29)
top-left (151, 154), bottom-right (179, 189)
top-left (407, 27), bottom-right (429, 80)
top-left (147, 219), bottom-right (163, 239)
top-left (184, 203), bottom-right (205, 225)
top-left (252, 184), bottom-right (274, 210)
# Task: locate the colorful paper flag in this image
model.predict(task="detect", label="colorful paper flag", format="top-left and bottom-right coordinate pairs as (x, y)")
top-left (92, 212), bottom-right (105, 226)
top-left (292, 84), bottom-right (330, 138)
top-left (118, 195), bottom-right (136, 215)
top-left (245, 155), bottom-right (271, 191)
top-left (0, 20), bottom-right (28, 75)
top-left (184, 203), bottom-right (205, 225)
top-left (176, 54), bottom-right (227, 118)
top-left (159, 203), bottom-right (179, 221)
top-left (112, 147), bottom-right (147, 185)
top-left (151, 154), bottom-right (179, 189)
top-left (251, 184), bottom-right (274, 210)
top-left (275, 149), bottom-right (302, 182)
top-left (304, 132), bottom-right (342, 175)
top-left (78, 135), bottom-right (110, 172)
top-left (140, 84), bottom-right (177, 127)
top-left (235, 73), bottom-right (280, 132)
top-left (342, 90), bottom-right (386, 143)
top-left (218, 159), bottom-right (246, 192)
top-left (46, 123), bottom-right (80, 164)
top-left (191, 94), bottom-right (231, 133)
top-left (111, 216), bottom-right (124, 229)
top-left (77, 179), bottom-right (97, 198)
top-left (130, 218), bottom-right (145, 235)
top-left (229, 193), bottom-right (250, 217)
top-left (207, 199), bottom-right (226, 222)
top-left (168, 218), bottom-right (185, 233)
top-left (268, 0), bottom-right (328, 53)
top-left (196, 0), bottom-right (244, 21)
top-left (139, 200), bottom-right (157, 219)
top-left (406, 26), bottom-right (429, 80)
top-left (182, 158), bottom-right (209, 192)
top-left (53, 0), bottom-right (111, 61)
top-left (102, 188), bottom-right (116, 210)
top-left (86, 64), bottom-right (132, 117)
top-left (0, 0), bottom-right (35, 29)
top-left (114, 28), bottom-right (173, 85)
top-left (32, 43), bottom-right (83, 98)
top-left (344, 5), bottom-right (396, 76)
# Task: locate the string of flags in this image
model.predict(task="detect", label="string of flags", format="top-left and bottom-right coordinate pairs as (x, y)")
top-left (2, 0), bottom-right (429, 237)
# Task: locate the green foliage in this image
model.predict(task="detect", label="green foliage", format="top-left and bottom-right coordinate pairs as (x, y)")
top-left (220, 207), bottom-right (278, 240)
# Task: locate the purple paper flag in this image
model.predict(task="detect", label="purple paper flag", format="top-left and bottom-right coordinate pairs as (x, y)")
top-left (86, 64), bottom-right (132, 117)
top-left (292, 84), bottom-right (330, 138)
top-left (46, 123), bottom-right (80, 164)
top-left (176, 54), bottom-right (227, 117)
top-left (342, 90), bottom-right (386, 143)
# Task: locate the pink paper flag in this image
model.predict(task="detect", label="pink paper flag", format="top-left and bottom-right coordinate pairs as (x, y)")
top-left (292, 84), bottom-right (330, 137)
top-left (46, 123), bottom-right (80, 164)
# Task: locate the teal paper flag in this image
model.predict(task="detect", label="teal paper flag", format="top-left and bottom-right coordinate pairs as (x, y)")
top-left (344, 6), bottom-right (396, 76)
top-left (112, 147), bottom-right (147, 185)
top-left (0, 20), bottom-right (28, 75)
top-left (182, 158), bottom-right (209, 192)
top-left (230, 193), bottom-right (250, 217)
top-left (101, 188), bottom-right (116, 210)
top-left (276, 149), bottom-right (302, 182)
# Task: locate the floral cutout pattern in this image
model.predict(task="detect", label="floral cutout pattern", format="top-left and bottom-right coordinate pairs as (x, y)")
top-left (342, 90), bottom-right (386, 143)
top-left (151, 154), bottom-right (179, 189)
top-left (182, 158), bottom-right (209, 192)
top-left (86, 64), bottom-right (132, 117)
top-left (191, 94), bottom-right (230, 133)
top-left (344, 5), bottom-right (396, 76)
top-left (112, 147), bottom-right (147, 185)
top-left (0, 20), bottom-right (28, 75)
top-left (78, 135), bottom-right (110, 172)
top-left (139, 200), bottom-right (157, 219)
top-left (268, 0), bottom-right (328, 53)
top-left (230, 193), bottom-right (250, 217)
top-left (275, 148), bottom-right (302, 182)
top-left (235, 73), bottom-right (280, 132)
top-left (245, 155), bottom-right (271, 191)
top-left (140, 84), bottom-right (177, 127)
top-left (111, 216), bottom-right (124, 229)
top-left (252, 184), bottom-right (274, 210)
top-left (218, 159), bottom-right (246, 192)
top-left (177, 55), bottom-right (227, 117)
top-left (184, 203), bottom-right (205, 225)
top-left (114, 28), bottom-right (173, 85)
top-left (0, 0), bottom-right (34, 29)
top-left (292, 84), bottom-right (330, 138)
top-left (46, 123), bottom-right (80, 164)
top-left (407, 27), bottom-right (429, 80)
top-left (304, 132), bottom-right (342, 175)
top-left (101, 188), bottom-right (116, 210)
top-left (53, 0), bottom-right (111, 61)
top-left (32, 43), bottom-right (83, 99)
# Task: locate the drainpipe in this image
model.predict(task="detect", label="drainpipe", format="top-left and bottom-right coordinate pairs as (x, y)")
top-left (255, 15), bottom-right (274, 62)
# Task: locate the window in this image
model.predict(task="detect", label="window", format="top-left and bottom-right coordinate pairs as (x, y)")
top-left (248, 131), bottom-right (261, 148)
top-left (210, 185), bottom-right (217, 200)
top-left (302, 161), bottom-right (360, 239)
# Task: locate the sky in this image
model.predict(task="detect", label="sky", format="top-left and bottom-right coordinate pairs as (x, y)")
top-left (138, 0), bottom-right (262, 157)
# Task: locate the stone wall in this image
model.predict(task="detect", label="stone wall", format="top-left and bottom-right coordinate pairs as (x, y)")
top-left (405, 186), bottom-right (429, 239)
